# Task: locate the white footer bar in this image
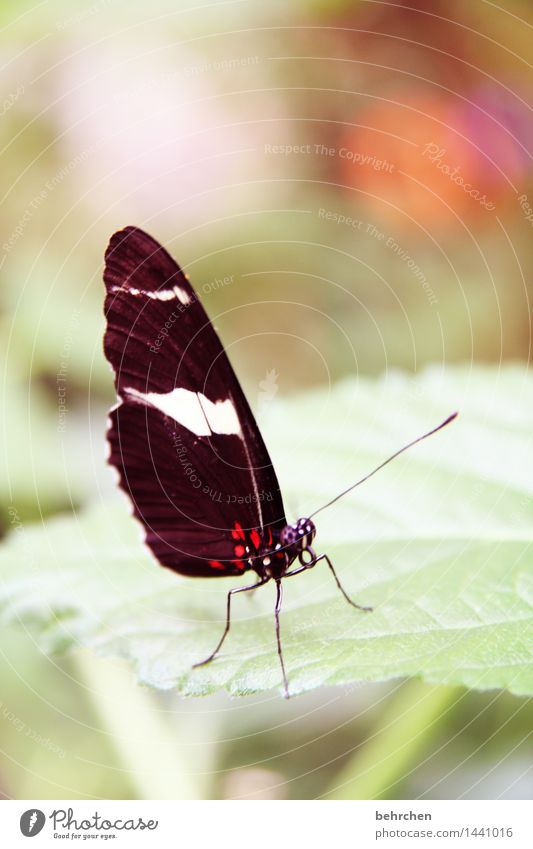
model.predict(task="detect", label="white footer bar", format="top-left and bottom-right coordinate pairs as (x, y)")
top-left (1, 800), bottom-right (530, 848)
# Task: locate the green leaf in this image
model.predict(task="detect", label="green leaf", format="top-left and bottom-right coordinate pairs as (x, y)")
top-left (1, 366), bottom-right (532, 697)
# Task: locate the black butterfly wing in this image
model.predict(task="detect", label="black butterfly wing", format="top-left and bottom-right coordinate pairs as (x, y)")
top-left (104, 226), bottom-right (286, 577)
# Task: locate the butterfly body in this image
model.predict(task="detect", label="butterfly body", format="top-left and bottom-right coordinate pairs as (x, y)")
top-left (103, 226), bottom-right (455, 697)
top-left (223, 516), bottom-right (317, 581)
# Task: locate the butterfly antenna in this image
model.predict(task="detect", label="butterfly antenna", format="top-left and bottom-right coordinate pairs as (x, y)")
top-left (309, 412), bottom-right (458, 520)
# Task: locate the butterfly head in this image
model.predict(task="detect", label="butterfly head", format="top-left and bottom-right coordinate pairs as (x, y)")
top-left (279, 517), bottom-right (316, 558)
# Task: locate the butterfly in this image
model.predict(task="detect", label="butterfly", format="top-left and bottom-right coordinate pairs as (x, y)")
top-left (103, 226), bottom-right (457, 698)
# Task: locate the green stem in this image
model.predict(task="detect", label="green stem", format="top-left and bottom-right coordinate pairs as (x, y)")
top-left (327, 679), bottom-right (458, 800)
top-left (75, 650), bottom-right (212, 800)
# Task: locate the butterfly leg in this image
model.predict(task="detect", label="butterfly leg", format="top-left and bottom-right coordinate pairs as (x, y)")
top-left (315, 554), bottom-right (372, 611)
top-left (284, 554), bottom-right (372, 612)
top-left (274, 578), bottom-right (290, 699)
top-left (193, 577), bottom-right (269, 669)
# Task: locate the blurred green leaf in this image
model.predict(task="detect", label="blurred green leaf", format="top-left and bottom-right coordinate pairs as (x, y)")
top-left (0, 366), bottom-right (532, 697)
top-left (0, 353), bottom-right (99, 525)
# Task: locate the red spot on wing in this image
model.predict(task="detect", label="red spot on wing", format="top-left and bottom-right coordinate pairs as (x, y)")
top-left (209, 559), bottom-right (226, 570)
top-left (231, 522), bottom-right (245, 541)
top-left (234, 544), bottom-right (245, 557)
top-left (267, 527), bottom-right (273, 546)
top-left (250, 529), bottom-right (261, 550)
top-left (233, 559), bottom-right (246, 571)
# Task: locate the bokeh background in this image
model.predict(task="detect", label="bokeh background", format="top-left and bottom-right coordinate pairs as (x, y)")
top-left (1, 0), bottom-right (532, 799)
